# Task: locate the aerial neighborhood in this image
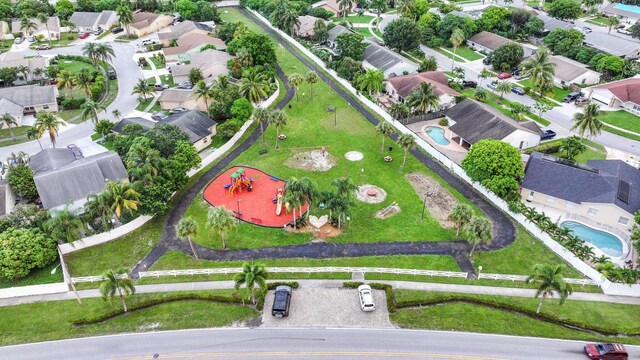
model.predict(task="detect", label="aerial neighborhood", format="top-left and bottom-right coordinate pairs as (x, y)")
top-left (3, 0), bottom-right (640, 357)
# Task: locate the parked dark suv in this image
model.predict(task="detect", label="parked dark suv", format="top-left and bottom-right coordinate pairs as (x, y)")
top-left (271, 285), bottom-right (292, 318)
top-left (562, 92), bottom-right (584, 103)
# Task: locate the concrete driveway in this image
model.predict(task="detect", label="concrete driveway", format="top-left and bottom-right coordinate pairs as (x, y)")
top-left (262, 288), bottom-right (394, 328)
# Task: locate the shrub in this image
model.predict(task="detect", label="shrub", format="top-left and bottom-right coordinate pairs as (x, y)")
top-left (439, 118), bottom-right (448, 126)
top-left (217, 118), bottom-right (244, 138)
top-left (91, 74), bottom-right (105, 101)
top-left (0, 228), bottom-right (57, 280)
top-left (342, 281), bottom-right (364, 288)
top-left (62, 98), bottom-right (86, 109)
top-left (524, 142), bottom-right (562, 155)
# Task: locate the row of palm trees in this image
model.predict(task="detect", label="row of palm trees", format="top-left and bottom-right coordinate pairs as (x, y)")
top-left (286, 71), bottom-right (320, 102)
top-left (375, 121), bottom-right (417, 169)
top-left (447, 203), bottom-right (493, 256)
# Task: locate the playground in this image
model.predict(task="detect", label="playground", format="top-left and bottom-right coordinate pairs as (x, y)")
top-left (202, 166), bottom-right (309, 228)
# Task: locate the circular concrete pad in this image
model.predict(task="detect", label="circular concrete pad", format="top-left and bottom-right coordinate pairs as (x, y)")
top-left (345, 151), bottom-right (364, 161)
top-left (356, 184), bottom-right (387, 204)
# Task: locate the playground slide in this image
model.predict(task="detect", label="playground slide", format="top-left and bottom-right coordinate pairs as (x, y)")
top-left (276, 189), bottom-right (283, 216)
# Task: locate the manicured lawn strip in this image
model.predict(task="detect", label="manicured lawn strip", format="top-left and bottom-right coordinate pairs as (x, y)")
top-left (0, 290), bottom-right (256, 346)
top-left (443, 46), bottom-right (483, 61)
top-left (392, 290), bottom-right (640, 342)
top-left (103, 78), bottom-right (119, 107)
top-left (434, 47), bottom-right (465, 62)
top-left (346, 15), bottom-right (375, 24)
top-left (604, 124), bottom-right (640, 141)
top-left (57, 109), bottom-right (83, 123)
top-left (600, 110), bottom-right (640, 134)
top-left (518, 78), bottom-right (569, 103)
top-left (57, 59), bottom-right (95, 74)
top-left (149, 56), bottom-right (166, 69)
top-left (0, 126), bottom-right (32, 147)
top-left (0, 262), bottom-right (62, 289)
top-left (352, 27), bottom-right (375, 38)
top-left (585, 16), bottom-right (608, 27)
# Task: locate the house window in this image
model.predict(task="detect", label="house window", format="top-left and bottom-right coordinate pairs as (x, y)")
top-left (618, 217), bottom-right (630, 225)
top-left (633, 104), bottom-right (640, 112)
top-left (529, 191), bottom-right (535, 197)
top-left (587, 207), bottom-right (598, 216)
top-left (565, 202), bottom-right (576, 210)
top-left (546, 196), bottom-right (555, 204)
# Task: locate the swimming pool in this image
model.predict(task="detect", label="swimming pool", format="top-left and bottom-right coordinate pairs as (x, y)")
top-left (426, 126), bottom-right (450, 145)
top-left (560, 221), bottom-right (624, 257)
top-left (614, 4), bottom-right (640, 14)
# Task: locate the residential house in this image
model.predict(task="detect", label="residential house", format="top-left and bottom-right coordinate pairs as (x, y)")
top-left (29, 149), bottom-right (129, 210)
top-left (112, 117), bottom-right (156, 133)
top-left (327, 25), bottom-right (351, 49)
top-left (521, 151), bottom-right (640, 231)
top-left (549, 55), bottom-right (600, 86)
top-left (468, 31), bottom-right (536, 57)
top-left (312, 0), bottom-right (356, 17)
top-left (157, 20), bottom-right (213, 46)
top-left (447, 10), bottom-right (474, 19)
top-left (11, 16), bottom-right (61, 40)
top-left (115, 110), bottom-right (217, 151)
top-left (363, 42), bottom-right (418, 78)
top-left (0, 85), bottom-right (59, 125)
top-left (129, 12), bottom-right (173, 37)
top-left (588, 77), bottom-right (640, 115)
top-left (296, 15), bottom-right (324, 38)
top-left (583, 32), bottom-right (640, 59)
top-left (171, 49), bottom-right (233, 85)
top-left (69, 11), bottom-right (118, 32)
top-left (0, 180), bottom-right (16, 217)
top-left (0, 53), bottom-right (47, 82)
top-left (538, 13), bottom-right (575, 34)
top-left (385, 71), bottom-right (459, 109)
top-left (603, 3), bottom-right (640, 25)
top-left (163, 34), bottom-right (226, 62)
top-left (444, 98), bottom-right (541, 150)
top-left (158, 89), bottom-right (207, 112)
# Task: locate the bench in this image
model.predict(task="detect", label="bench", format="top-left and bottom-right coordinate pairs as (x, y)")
top-left (259, 149), bottom-right (268, 155)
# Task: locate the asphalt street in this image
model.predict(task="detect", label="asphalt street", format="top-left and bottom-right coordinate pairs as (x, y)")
top-left (1, 328), bottom-right (639, 360)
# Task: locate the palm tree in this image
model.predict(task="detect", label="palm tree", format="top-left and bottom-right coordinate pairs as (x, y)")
top-left (448, 203), bottom-right (473, 237)
top-left (305, 71), bottom-right (319, 100)
top-left (240, 71), bottom-right (270, 104)
top-left (103, 181), bottom-right (140, 219)
top-left (56, 70), bottom-right (76, 99)
top-left (26, 126), bottom-right (43, 150)
top-left (464, 216), bottom-right (492, 256)
top-left (270, 109), bottom-right (287, 149)
top-left (176, 216), bottom-right (199, 259)
top-left (99, 269), bottom-right (136, 312)
top-left (288, 73), bottom-right (305, 102)
top-left (284, 187), bottom-right (304, 229)
top-left (407, 83), bottom-right (439, 119)
top-left (607, 16), bottom-right (620, 34)
top-left (34, 112), bottom-right (64, 148)
top-left (389, 103), bottom-right (410, 123)
top-left (1, 113), bottom-right (18, 141)
top-left (194, 80), bottom-right (214, 108)
top-left (478, 68), bottom-right (491, 86)
top-left (572, 103), bottom-right (603, 138)
top-left (126, 141), bottom-right (163, 180)
top-left (449, 27), bottom-right (465, 71)
top-left (131, 78), bottom-right (154, 101)
top-left (526, 264), bottom-right (573, 314)
top-left (331, 176), bottom-right (357, 198)
top-left (36, 13), bottom-right (51, 45)
top-left (16, 65), bottom-right (30, 81)
top-left (207, 206), bottom-right (237, 249)
top-left (116, 5), bottom-right (134, 38)
top-left (281, 7), bottom-right (300, 37)
top-left (375, 121), bottom-right (395, 153)
top-left (112, 109), bottom-right (122, 121)
top-left (496, 81), bottom-right (512, 100)
top-left (474, 89), bottom-right (488, 102)
top-left (559, 136), bottom-right (586, 159)
top-left (44, 207), bottom-right (84, 243)
top-left (20, 16), bottom-right (38, 37)
top-left (509, 103), bottom-right (531, 122)
top-left (521, 46), bottom-right (556, 98)
top-left (95, 43), bottom-right (115, 64)
top-left (355, 69), bottom-right (385, 96)
top-left (75, 69), bottom-right (94, 97)
top-left (299, 177), bottom-right (318, 219)
top-left (85, 192), bottom-right (115, 232)
top-left (82, 42), bottom-right (100, 66)
top-left (233, 262), bottom-right (268, 304)
top-left (397, 133), bottom-right (416, 170)
top-left (338, 0), bottom-right (354, 21)
top-left (253, 107), bottom-right (271, 144)
top-left (80, 99), bottom-right (106, 124)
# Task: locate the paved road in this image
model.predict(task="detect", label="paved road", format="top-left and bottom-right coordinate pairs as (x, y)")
top-left (0, 41), bottom-right (140, 161)
top-left (1, 328), bottom-right (639, 359)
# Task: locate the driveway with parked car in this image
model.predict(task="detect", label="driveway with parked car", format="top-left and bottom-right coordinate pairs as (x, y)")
top-left (262, 288), bottom-right (393, 328)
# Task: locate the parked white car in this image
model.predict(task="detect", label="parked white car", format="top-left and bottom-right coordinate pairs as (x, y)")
top-left (358, 285), bottom-right (375, 312)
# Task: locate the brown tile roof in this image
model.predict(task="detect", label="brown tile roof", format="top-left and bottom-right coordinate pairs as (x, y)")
top-left (131, 12), bottom-right (159, 30)
top-left (468, 31), bottom-right (510, 51)
top-left (594, 77), bottom-right (640, 105)
top-left (176, 33), bottom-right (225, 49)
top-left (387, 71), bottom-right (459, 99)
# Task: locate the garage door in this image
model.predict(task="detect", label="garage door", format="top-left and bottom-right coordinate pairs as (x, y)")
top-left (591, 92), bottom-right (611, 106)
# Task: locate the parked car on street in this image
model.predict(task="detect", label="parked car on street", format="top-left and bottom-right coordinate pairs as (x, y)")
top-left (79, 32), bottom-right (90, 39)
top-left (36, 44), bottom-right (51, 50)
top-left (462, 80), bottom-right (477, 88)
top-left (107, 70), bottom-right (117, 80)
top-left (497, 72), bottom-right (512, 80)
top-left (111, 27), bottom-right (124, 34)
top-left (617, 28), bottom-right (631, 35)
top-left (14, 37), bottom-right (24, 44)
top-left (563, 92), bottom-right (583, 103)
top-left (487, 81), bottom-right (497, 90)
top-left (584, 343), bottom-right (628, 360)
top-left (153, 83), bottom-right (169, 91)
top-left (511, 87), bottom-right (525, 95)
top-left (271, 285), bottom-right (292, 318)
top-left (151, 112), bottom-right (168, 121)
top-left (169, 107), bottom-right (187, 114)
top-left (358, 285), bottom-right (375, 312)
top-left (541, 130), bottom-right (557, 140)
top-left (93, 27), bottom-right (103, 35)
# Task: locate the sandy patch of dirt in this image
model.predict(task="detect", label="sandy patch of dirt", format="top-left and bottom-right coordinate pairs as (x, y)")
top-left (286, 222), bottom-right (342, 239)
top-left (355, 184), bottom-right (387, 204)
top-left (284, 150), bottom-right (337, 172)
top-left (345, 151), bottom-right (364, 161)
top-left (405, 172), bottom-right (458, 227)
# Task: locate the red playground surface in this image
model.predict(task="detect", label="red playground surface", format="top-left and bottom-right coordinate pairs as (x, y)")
top-left (203, 166), bottom-right (309, 228)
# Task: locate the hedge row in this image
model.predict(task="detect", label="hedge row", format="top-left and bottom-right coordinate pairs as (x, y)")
top-left (73, 293), bottom-right (244, 326)
top-left (524, 142), bottom-right (562, 155)
top-left (62, 98), bottom-right (86, 109)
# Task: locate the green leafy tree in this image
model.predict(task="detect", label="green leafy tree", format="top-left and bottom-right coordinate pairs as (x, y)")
top-left (103, 181), bottom-right (140, 219)
top-left (533, 100), bottom-right (553, 120)
top-left (227, 32), bottom-right (276, 66)
top-left (559, 136), bottom-right (586, 159)
top-left (1, 113), bottom-right (18, 141)
top-left (188, 68), bottom-right (204, 85)
top-left (572, 103), bottom-right (603, 138)
top-left (544, 29), bottom-right (584, 59)
top-left (206, 206), bottom-right (237, 249)
top-left (6, 164), bottom-right (38, 200)
top-left (194, 80), bottom-right (214, 108)
top-left (230, 98), bottom-right (253, 122)
top-left (27, 126), bottom-right (43, 150)
top-left (176, 216), bottom-right (199, 259)
top-left (389, 103), bottom-right (410, 123)
top-left (490, 42), bottom-right (524, 71)
top-left (521, 46), bottom-right (556, 98)
top-left (100, 268), bottom-right (136, 312)
top-left (509, 103), bottom-right (531, 122)
top-left (448, 203), bottom-right (473, 237)
top-left (44, 207), bottom-right (85, 243)
top-left (437, 14), bottom-right (477, 44)
top-left (496, 81), bottom-right (512, 100)
top-left (526, 264), bottom-right (572, 314)
top-left (174, 0), bottom-right (198, 20)
top-left (270, 109), bottom-right (287, 149)
top-left (233, 262), bottom-right (268, 304)
top-left (288, 73), bottom-right (304, 102)
top-left (312, 19), bottom-right (328, 44)
top-left (335, 32), bottom-right (367, 60)
top-left (34, 112), bottom-right (64, 148)
top-left (397, 133), bottom-right (416, 170)
top-left (81, 99), bottom-right (106, 124)
top-left (478, 68), bottom-right (491, 86)
top-left (474, 89), bottom-right (488, 102)
top-left (548, 0), bottom-right (581, 21)
top-left (631, 21), bottom-right (640, 40)
top-left (477, 6), bottom-right (511, 34)
top-left (418, 56), bottom-right (438, 72)
top-left (383, 18), bottom-right (421, 52)
top-left (375, 121), bottom-right (395, 153)
top-left (0, 228), bottom-right (56, 280)
top-left (145, 124), bottom-right (190, 158)
top-left (355, 69), bottom-right (384, 96)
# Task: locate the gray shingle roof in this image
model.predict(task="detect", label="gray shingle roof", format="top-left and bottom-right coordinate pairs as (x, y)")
top-left (69, 12), bottom-right (101, 28)
top-left (538, 13), bottom-right (575, 31)
top-left (549, 55), bottom-right (596, 82)
top-left (363, 43), bottom-right (416, 73)
top-left (446, 98), bottom-right (540, 144)
top-left (522, 152), bottom-right (640, 214)
top-left (31, 150), bottom-right (128, 209)
top-left (583, 31), bottom-right (640, 58)
top-left (160, 110), bottom-right (217, 143)
top-left (98, 10), bottom-right (116, 26)
top-left (112, 117), bottom-right (157, 133)
top-left (0, 85), bottom-right (57, 107)
top-left (327, 25), bottom-right (351, 42)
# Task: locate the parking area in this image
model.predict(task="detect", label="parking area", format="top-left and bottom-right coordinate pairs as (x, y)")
top-left (261, 288), bottom-right (393, 328)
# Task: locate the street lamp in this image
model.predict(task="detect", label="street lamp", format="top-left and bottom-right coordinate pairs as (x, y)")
top-left (51, 263), bottom-right (61, 275)
top-left (477, 265), bottom-right (483, 278)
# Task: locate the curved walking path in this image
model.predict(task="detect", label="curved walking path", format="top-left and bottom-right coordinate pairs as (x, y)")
top-left (130, 8), bottom-right (516, 279)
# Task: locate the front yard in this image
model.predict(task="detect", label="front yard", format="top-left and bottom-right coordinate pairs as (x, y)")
top-left (600, 110), bottom-right (640, 134)
top-left (517, 78), bottom-right (570, 103)
top-left (442, 46), bottom-right (484, 61)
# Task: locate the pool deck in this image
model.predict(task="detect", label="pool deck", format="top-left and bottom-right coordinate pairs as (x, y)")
top-left (407, 120), bottom-right (468, 165)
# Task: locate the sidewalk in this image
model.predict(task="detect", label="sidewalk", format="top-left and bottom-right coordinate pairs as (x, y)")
top-left (2, 279), bottom-right (640, 307)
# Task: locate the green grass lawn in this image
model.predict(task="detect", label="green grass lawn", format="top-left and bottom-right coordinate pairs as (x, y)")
top-left (600, 110), bottom-right (640, 134)
top-left (57, 109), bottom-right (83, 123)
top-left (352, 27), bottom-right (375, 38)
top-left (0, 262), bottom-right (63, 289)
top-left (585, 15), bottom-right (609, 27)
top-left (346, 15), bottom-right (374, 24)
top-left (391, 290), bottom-right (640, 344)
top-left (0, 290), bottom-right (257, 346)
top-left (135, 96), bottom-right (160, 112)
top-left (0, 126), bottom-right (33, 147)
top-left (434, 47), bottom-right (466, 63)
top-left (527, 138), bottom-right (606, 164)
top-left (443, 46), bottom-right (484, 61)
top-left (604, 124), bottom-right (640, 141)
top-left (0, 39), bottom-right (14, 51)
top-left (461, 89), bottom-right (551, 126)
top-left (518, 78), bottom-right (569, 103)
top-left (57, 59), bottom-right (95, 74)
top-left (149, 56), bottom-right (166, 69)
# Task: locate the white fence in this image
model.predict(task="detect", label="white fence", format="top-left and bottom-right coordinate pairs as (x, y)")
top-left (479, 273), bottom-right (598, 286)
top-left (71, 274), bottom-right (129, 284)
top-left (248, 11), bottom-right (640, 297)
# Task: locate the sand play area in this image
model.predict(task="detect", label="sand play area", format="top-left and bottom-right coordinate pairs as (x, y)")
top-left (284, 150), bottom-right (337, 172)
top-left (405, 172), bottom-right (457, 227)
top-left (355, 184), bottom-right (387, 204)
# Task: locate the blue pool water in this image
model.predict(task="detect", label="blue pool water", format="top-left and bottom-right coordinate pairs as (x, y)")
top-left (426, 127), bottom-right (450, 145)
top-left (614, 4), bottom-right (640, 14)
top-left (560, 221), bottom-right (624, 257)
